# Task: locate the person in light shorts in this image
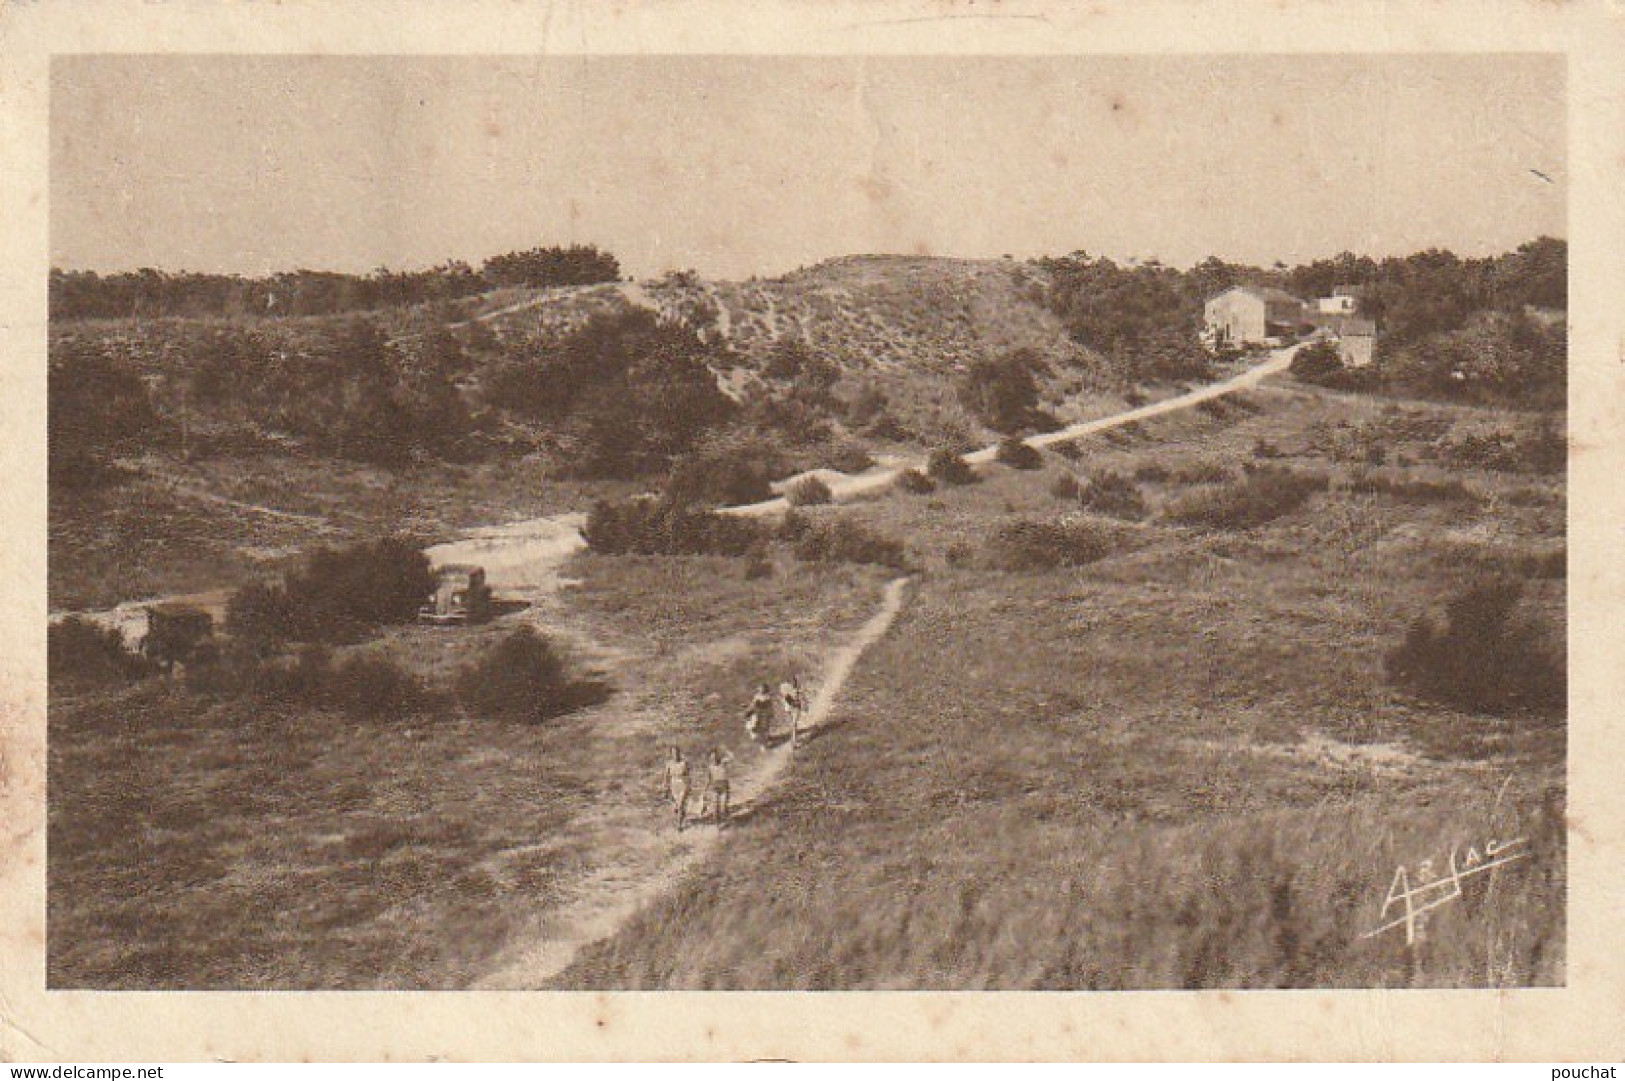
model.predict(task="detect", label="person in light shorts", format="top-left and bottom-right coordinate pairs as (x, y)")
top-left (780, 676), bottom-right (806, 748)
top-left (661, 746), bottom-right (691, 832)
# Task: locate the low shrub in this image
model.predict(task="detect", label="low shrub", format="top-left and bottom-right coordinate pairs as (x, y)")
top-left (927, 447), bottom-right (976, 486)
top-left (864, 413), bottom-right (911, 442)
top-left (983, 519), bottom-right (1118, 572)
top-left (188, 643), bottom-right (432, 718)
top-left (1435, 423), bottom-right (1565, 476)
top-left (794, 519), bottom-right (908, 570)
top-left (48, 617), bottom-right (155, 689)
top-left (743, 543), bottom-right (775, 580)
top-left (665, 441), bottom-right (783, 507)
top-left (995, 437), bottom-right (1043, 470)
top-left (227, 537), bottom-right (435, 644)
top-left (1385, 578), bottom-right (1564, 715)
top-left (1167, 461), bottom-right (1233, 486)
top-left (1164, 466), bottom-right (1328, 530)
top-left (1077, 470), bottom-right (1147, 520)
top-left (1347, 471), bottom-right (1478, 504)
top-left (583, 497), bottom-right (767, 557)
top-left (1289, 341), bottom-right (1345, 384)
top-left (458, 626), bottom-right (572, 722)
top-left (894, 468), bottom-right (936, 495)
top-left (1251, 438), bottom-right (1283, 460)
top-left (326, 654), bottom-right (433, 718)
top-left (823, 441), bottom-right (877, 475)
top-left (1050, 472), bottom-right (1083, 500)
top-left (1132, 461), bottom-right (1172, 484)
top-left (786, 475), bottom-right (834, 507)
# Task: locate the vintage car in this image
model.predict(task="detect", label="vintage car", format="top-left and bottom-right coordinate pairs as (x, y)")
top-left (141, 603), bottom-right (218, 671)
top-left (418, 563), bottom-right (494, 626)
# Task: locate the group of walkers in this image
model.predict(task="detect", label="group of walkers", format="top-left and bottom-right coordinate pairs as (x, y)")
top-left (745, 676), bottom-right (807, 750)
top-left (658, 676), bottom-right (810, 833)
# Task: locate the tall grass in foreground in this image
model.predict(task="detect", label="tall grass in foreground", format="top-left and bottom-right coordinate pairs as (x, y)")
top-left (558, 781), bottom-right (1563, 989)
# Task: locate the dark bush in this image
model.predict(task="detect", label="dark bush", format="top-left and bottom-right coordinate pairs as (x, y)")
top-left (1385, 578), bottom-right (1564, 715)
top-left (227, 581), bottom-right (295, 642)
top-left (775, 508), bottom-right (812, 543)
top-left (995, 437), bottom-right (1043, 470)
top-left (823, 441), bottom-right (877, 475)
top-left (1168, 461), bottom-right (1233, 485)
top-left (1077, 470), bottom-right (1147, 520)
top-left (794, 519), bottom-right (909, 570)
top-left (187, 642), bottom-right (432, 718)
top-left (927, 447), bottom-right (976, 486)
top-left (1252, 438), bottom-right (1283, 460)
top-left (865, 412), bottom-right (911, 443)
top-left (743, 542), bottom-right (775, 580)
top-left (786, 475), bottom-right (834, 507)
top-left (1132, 461), bottom-right (1172, 484)
top-left (1050, 472), bottom-right (1083, 500)
top-left (1164, 466), bottom-right (1327, 530)
top-left (583, 497), bottom-right (767, 557)
top-left (1289, 341), bottom-right (1346, 385)
top-left (458, 626), bottom-right (571, 722)
top-left (894, 468), bottom-right (936, 495)
top-left (228, 537), bottom-right (435, 643)
top-left (1347, 471), bottom-right (1478, 504)
top-left (665, 440), bottom-right (784, 507)
top-left (326, 654), bottom-right (432, 718)
top-left (984, 519), bottom-right (1118, 572)
top-left (48, 617), bottom-right (155, 689)
top-left (958, 349), bottom-right (1046, 433)
top-left (1438, 422), bottom-right (1565, 477)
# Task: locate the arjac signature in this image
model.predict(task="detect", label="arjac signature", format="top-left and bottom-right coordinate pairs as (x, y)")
top-left (1363, 835), bottom-right (1530, 945)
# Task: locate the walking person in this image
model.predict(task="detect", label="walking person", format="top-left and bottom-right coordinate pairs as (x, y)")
top-left (780, 675), bottom-right (806, 748)
top-left (661, 746), bottom-right (692, 833)
top-left (706, 746), bottom-right (735, 828)
top-left (744, 682), bottom-right (775, 747)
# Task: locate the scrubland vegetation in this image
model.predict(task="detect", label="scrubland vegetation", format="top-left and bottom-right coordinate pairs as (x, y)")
top-left (50, 238), bottom-right (1566, 991)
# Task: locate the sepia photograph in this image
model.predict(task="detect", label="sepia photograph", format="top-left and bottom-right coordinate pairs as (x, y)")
top-left (40, 51), bottom-right (1572, 995)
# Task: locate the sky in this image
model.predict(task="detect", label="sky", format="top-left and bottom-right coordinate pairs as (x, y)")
top-left (50, 54), bottom-right (1565, 280)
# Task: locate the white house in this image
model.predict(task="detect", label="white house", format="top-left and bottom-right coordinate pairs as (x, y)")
top-left (1203, 285), bottom-right (1307, 347)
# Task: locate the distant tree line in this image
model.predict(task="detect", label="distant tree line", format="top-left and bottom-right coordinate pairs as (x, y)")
top-left (49, 244), bottom-right (621, 321)
top-left (1038, 238), bottom-right (1564, 358)
top-left (1039, 238), bottom-right (1565, 404)
top-left (49, 302), bottom-right (737, 483)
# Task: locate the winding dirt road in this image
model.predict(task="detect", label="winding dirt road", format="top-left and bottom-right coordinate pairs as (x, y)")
top-left (726, 346), bottom-right (1298, 517)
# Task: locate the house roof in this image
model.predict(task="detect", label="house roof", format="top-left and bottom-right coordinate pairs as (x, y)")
top-left (1210, 284), bottom-right (1304, 306)
top-left (1332, 284), bottom-right (1367, 297)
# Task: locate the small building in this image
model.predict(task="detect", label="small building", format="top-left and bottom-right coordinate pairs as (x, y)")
top-left (1316, 285), bottom-right (1364, 315)
top-left (419, 564), bottom-right (493, 626)
top-left (1203, 285), bottom-right (1307, 347)
top-left (1335, 319), bottom-right (1378, 367)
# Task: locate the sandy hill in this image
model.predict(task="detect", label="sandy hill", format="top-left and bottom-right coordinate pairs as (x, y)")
top-left (478, 255), bottom-right (1092, 374)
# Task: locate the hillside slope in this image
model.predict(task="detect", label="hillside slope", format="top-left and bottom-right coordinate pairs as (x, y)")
top-left (470, 255), bottom-right (1110, 441)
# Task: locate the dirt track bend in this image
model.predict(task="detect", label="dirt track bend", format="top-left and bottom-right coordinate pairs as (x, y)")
top-left (725, 346), bottom-right (1299, 518)
top-left (474, 575), bottom-right (912, 989)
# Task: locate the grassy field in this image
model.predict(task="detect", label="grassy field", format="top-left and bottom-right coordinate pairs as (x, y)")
top-left (553, 380), bottom-right (1565, 989)
top-left (49, 452), bottom-right (635, 611)
top-left (47, 365), bottom-right (1565, 989)
top-left (48, 551), bottom-right (889, 988)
